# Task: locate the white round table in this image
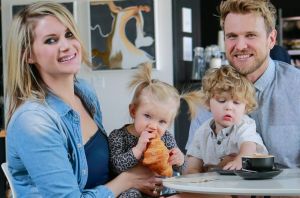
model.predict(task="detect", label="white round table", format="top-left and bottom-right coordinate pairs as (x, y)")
top-left (163, 169), bottom-right (300, 196)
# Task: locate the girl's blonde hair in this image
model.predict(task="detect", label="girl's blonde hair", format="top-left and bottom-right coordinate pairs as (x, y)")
top-left (5, 1), bottom-right (90, 123)
top-left (199, 65), bottom-right (257, 113)
top-left (219, 0), bottom-right (277, 34)
top-left (128, 63), bottom-right (202, 121)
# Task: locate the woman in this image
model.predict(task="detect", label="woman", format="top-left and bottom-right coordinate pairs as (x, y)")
top-left (5, 2), bottom-right (162, 197)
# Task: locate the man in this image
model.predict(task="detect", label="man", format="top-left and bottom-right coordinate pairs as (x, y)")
top-left (186, 0), bottom-right (300, 169)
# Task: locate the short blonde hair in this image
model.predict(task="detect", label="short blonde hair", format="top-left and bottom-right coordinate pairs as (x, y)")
top-left (200, 65), bottom-right (257, 113)
top-left (219, 0), bottom-right (277, 34)
top-left (129, 63), bottom-right (202, 120)
top-left (5, 1), bottom-right (90, 122)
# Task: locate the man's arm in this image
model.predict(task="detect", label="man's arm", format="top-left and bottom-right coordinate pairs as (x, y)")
top-left (185, 107), bottom-right (212, 150)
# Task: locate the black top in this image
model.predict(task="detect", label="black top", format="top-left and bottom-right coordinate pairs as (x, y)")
top-left (84, 129), bottom-right (110, 189)
top-left (270, 45), bottom-right (291, 64)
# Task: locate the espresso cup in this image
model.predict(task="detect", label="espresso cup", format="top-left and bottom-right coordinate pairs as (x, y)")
top-left (242, 154), bottom-right (274, 172)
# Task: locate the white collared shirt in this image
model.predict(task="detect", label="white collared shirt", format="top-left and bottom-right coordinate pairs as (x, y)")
top-left (187, 115), bottom-right (267, 165)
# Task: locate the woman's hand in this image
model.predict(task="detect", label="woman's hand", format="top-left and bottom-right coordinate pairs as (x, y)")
top-left (136, 175), bottom-right (163, 197)
top-left (105, 163), bottom-right (161, 197)
top-left (127, 164), bottom-right (163, 196)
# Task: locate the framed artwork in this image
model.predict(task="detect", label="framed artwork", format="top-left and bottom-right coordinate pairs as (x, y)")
top-left (89, 0), bottom-right (156, 70)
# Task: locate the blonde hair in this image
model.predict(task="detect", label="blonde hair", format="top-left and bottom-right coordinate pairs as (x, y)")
top-left (129, 63), bottom-right (202, 120)
top-left (199, 65), bottom-right (257, 113)
top-left (5, 1), bottom-right (90, 123)
top-left (219, 0), bottom-right (277, 34)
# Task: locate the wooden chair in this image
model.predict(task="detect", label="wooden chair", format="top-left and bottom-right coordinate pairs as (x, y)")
top-left (1, 162), bottom-right (16, 198)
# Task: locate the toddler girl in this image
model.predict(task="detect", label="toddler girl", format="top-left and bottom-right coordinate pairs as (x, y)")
top-left (109, 63), bottom-right (200, 197)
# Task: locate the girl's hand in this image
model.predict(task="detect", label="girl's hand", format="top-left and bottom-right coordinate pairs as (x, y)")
top-left (132, 131), bottom-right (155, 159)
top-left (168, 148), bottom-right (184, 166)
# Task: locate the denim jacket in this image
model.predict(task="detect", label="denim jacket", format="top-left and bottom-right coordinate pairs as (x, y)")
top-left (6, 79), bottom-right (114, 198)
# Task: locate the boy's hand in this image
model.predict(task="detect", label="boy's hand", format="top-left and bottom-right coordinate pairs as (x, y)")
top-left (218, 153), bottom-right (237, 168)
top-left (223, 157), bottom-right (242, 170)
top-left (168, 148), bottom-right (184, 166)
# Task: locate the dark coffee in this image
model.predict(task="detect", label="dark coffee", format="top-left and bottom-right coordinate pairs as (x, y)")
top-left (242, 154), bottom-right (274, 172)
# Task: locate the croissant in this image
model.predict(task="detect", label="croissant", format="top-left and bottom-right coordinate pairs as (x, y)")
top-left (142, 133), bottom-right (173, 177)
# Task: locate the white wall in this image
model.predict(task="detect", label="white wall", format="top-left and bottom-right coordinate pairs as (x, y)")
top-left (1, 0), bottom-right (174, 134)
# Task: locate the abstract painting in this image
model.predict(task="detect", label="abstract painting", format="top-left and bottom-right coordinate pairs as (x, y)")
top-left (90, 0), bottom-right (155, 70)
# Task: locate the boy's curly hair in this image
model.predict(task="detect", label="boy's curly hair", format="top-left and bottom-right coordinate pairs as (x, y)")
top-left (200, 65), bottom-right (257, 113)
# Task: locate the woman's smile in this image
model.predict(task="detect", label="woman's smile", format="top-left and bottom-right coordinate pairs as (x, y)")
top-left (58, 53), bottom-right (77, 63)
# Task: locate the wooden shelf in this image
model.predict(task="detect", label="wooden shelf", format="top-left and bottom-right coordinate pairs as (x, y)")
top-left (0, 130), bottom-right (5, 138)
top-left (288, 50), bottom-right (300, 56)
